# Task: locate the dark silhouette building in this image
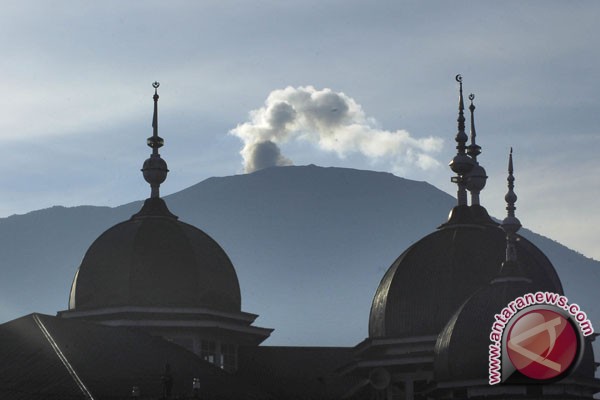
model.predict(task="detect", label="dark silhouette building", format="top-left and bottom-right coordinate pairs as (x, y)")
top-left (0, 79), bottom-right (597, 399)
top-left (339, 77), bottom-right (598, 400)
top-left (58, 82), bottom-right (272, 373)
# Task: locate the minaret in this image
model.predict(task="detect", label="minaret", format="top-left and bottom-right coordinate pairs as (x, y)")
top-left (466, 94), bottom-right (481, 160)
top-left (502, 148), bottom-right (521, 261)
top-left (497, 148), bottom-right (528, 280)
top-left (142, 81), bottom-right (169, 199)
top-left (464, 93), bottom-right (488, 206)
top-left (449, 75), bottom-right (475, 206)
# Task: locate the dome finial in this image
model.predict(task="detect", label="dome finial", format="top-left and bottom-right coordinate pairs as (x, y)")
top-left (467, 94), bottom-right (481, 161)
top-left (149, 81), bottom-right (163, 154)
top-left (449, 75), bottom-right (474, 206)
top-left (501, 148), bottom-right (522, 264)
top-left (142, 82), bottom-right (169, 198)
top-left (464, 93), bottom-right (487, 206)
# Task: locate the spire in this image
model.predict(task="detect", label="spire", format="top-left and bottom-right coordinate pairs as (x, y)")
top-left (501, 148), bottom-right (522, 265)
top-left (464, 93), bottom-right (487, 206)
top-left (493, 148), bottom-right (529, 282)
top-left (150, 82), bottom-right (163, 154)
top-left (142, 82), bottom-right (169, 198)
top-left (456, 75), bottom-right (467, 150)
top-left (467, 94), bottom-right (481, 160)
top-left (449, 75), bottom-right (474, 206)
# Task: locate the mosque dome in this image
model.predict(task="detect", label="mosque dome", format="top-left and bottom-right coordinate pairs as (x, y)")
top-left (68, 197), bottom-right (241, 313)
top-left (434, 273), bottom-right (596, 383)
top-left (434, 148), bottom-right (595, 383)
top-left (434, 274), bottom-right (536, 381)
top-left (368, 215), bottom-right (563, 338)
top-left (369, 82), bottom-right (564, 339)
top-left (68, 81), bottom-right (241, 314)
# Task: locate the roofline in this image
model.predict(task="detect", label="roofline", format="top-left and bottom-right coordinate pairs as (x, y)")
top-left (95, 318), bottom-right (272, 333)
top-left (32, 314), bottom-right (96, 400)
top-left (58, 305), bottom-right (259, 323)
top-left (354, 335), bottom-right (438, 354)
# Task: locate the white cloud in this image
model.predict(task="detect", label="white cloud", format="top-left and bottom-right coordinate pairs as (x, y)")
top-left (230, 86), bottom-right (443, 173)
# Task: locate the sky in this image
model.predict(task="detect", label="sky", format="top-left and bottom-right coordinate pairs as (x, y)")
top-left (1, 1), bottom-right (600, 260)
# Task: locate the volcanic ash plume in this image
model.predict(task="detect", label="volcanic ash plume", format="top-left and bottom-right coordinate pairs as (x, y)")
top-left (230, 86), bottom-right (443, 173)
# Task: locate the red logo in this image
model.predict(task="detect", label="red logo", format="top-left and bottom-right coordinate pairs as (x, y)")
top-left (506, 309), bottom-right (578, 380)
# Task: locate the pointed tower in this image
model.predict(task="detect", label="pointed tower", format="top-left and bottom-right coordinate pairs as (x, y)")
top-left (497, 147), bottom-right (524, 278)
top-left (342, 78), bottom-right (565, 400)
top-left (443, 78), bottom-right (493, 225)
top-left (368, 76), bottom-right (561, 340)
top-left (433, 150), bottom-right (598, 398)
top-left (464, 93), bottom-right (488, 207)
top-left (143, 81), bottom-right (169, 199)
top-left (59, 83), bottom-right (272, 371)
top-left (448, 75), bottom-right (475, 207)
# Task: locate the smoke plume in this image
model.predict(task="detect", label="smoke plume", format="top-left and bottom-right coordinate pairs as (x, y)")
top-left (230, 86), bottom-right (443, 173)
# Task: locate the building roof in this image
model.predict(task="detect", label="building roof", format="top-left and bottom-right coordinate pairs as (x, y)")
top-left (434, 275), bottom-right (598, 384)
top-left (368, 206), bottom-right (564, 339)
top-left (0, 313), bottom-right (262, 400)
top-left (68, 197), bottom-right (242, 313)
top-left (68, 84), bottom-right (242, 315)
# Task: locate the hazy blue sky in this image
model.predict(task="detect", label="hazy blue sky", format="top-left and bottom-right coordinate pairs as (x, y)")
top-left (1, 1), bottom-right (600, 259)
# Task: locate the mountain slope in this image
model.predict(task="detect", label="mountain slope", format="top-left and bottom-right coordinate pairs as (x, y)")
top-left (0, 165), bottom-right (597, 346)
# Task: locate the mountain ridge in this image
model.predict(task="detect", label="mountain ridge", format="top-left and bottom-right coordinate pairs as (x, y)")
top-left (0, 164), bottom-right (597, 348)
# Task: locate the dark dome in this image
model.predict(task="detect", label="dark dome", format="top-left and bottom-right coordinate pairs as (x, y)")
top-left (435, 276), bottom-right (535, 381)
top-left (434, 275), bottom-right (595, 382)
top-left (369, 206), bottom-right (563, 338)
top-left (69, 198), bottom-right (241, 313)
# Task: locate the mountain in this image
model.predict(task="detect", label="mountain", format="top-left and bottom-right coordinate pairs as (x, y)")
top-left (0, 165), bottom-right (598, 347)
